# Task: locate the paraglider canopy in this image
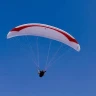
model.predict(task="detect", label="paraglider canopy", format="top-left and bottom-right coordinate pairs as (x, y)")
top-left (7, 23), bottom-right (80, 51)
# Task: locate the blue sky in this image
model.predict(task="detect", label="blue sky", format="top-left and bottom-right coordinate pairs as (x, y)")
top-left (0, 0), bottom-right (96, 96)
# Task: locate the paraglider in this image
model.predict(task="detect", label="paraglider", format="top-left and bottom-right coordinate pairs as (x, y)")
top-left (7, 23), bottom-right (80, 77)
top-left (38, 70), bottom-right (46, 77)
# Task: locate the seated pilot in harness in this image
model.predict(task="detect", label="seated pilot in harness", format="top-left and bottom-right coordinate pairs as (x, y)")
top-left (38, 70), bottom-right (46, 77)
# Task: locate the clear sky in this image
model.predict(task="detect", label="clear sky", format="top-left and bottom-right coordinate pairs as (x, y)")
top-left (0, 0), bottom-right (96, 96)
